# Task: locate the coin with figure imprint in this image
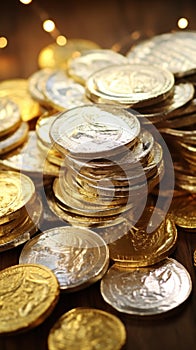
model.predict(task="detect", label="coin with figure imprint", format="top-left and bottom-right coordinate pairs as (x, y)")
top-left (19, 226), bottom-right (109, 291)
top-left (48, 307), bottom-right (126, 350)
top-left (50, 104), bottom-right (140, 158)
top-left (0, 264), bottom-right (59, 334)
top-left (100, 258), bottom-right (192, 315)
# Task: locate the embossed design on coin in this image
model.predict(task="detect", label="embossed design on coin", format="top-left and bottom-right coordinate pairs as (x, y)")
top-left (50, 104), bottom-right (140, 158)
top-left (100, 258), bottom-right (192, 315)
top-left (19, 226), bottom-right (109, 291)
top-left (48, 307), bottom-right (126, 350)
top-left (86, 64), bottom-right (174, 107)
top-left (169, 195), bottom-right (196, 229)
top-left (0, 264), bottom-right (59, 334)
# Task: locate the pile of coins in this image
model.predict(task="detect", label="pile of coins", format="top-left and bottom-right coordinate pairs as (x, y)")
top-left (126, 31), bottom-right (196, 230)
top-left (0, 98), bottom-right (29, 157)
top-left (47, 104), bottom-right (166, 231)
top-left (0, 171), bottom-right (42, 251)
top-left (0, 31), bottom-right (195, 347)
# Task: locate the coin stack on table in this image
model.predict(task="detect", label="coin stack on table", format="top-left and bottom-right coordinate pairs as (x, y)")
top-left (126, 31), bottom-right (196, 231)
top-left (0, 31), bottom-right (195, 348)
top-left (0, 171), bottom-right (42, 252)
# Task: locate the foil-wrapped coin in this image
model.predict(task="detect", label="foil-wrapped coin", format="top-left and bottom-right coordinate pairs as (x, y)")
top-left (50, 104), bottom-right (141, 158)
top-left (0, 170), bottom-right (35, 224)
top-left (100, 258), bottom-right (192, 315)
top-left (19, 226), bottom-right (109, 291)
top-left (127, 31), bottom-right (196, 77)
top-left (67, 49), bottom-right (128, 85)
top-left (0, 98), bottom-right (21, 138)
top-left (169, 195), bottom-right (196, 229)
top-left (43, 70), bottom-right (90, 111)
top-left (0, 264), bottom-right (59, 334)
top-left (48, 307), bottom-right (126, 350)
top-left (0, 79), bottom-right (40, 121)
top-left (86, 64), bottom-right (174, 107)
top-left (109, 210), bottom-right (177, 267)
top-left (0, 122), bottom-right (29, 155)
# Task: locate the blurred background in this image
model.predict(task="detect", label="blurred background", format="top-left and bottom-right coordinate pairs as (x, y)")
top-left (0, 0), bottom-right (196, 80)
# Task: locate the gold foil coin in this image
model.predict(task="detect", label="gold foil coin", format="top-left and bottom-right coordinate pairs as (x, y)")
top-left (0, 170), bottom-right (35, 224)
top-left (48, 307), bottom-right (126, 350)
top-left (109, 212), bottom-right (177, 267)
top-left (0, 79), bottom-right (40, 122)
top-left (0, 264), bottom-right (60, 334)
top-left (100, 258), bottom-right (192, 315)
top-left (67, 49), bottom-right (128, 85)
top-left (169, 195), bottom-right (196, 229)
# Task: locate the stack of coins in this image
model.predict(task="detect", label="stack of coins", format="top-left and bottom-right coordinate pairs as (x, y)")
top-left (0, 170), bottom-right (42, 251)
top-left (0, 98), bottom-right (29, 157)
top-left (47, 104), bottom-right (166, 232)
top-left (126, 31), bottom-right (196, 229)
top-left (35, 112), bottom-right (64, 167)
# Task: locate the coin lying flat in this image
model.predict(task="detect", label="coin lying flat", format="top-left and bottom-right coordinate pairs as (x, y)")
top-left (86, 64), bottom-right (174, 108)
top-left (43, 70), bottom-right (90, 111)
top-left (19, 226), bottom-right (109, 291)
top-left (48, 307), bottom-right (126, 350)
top-left (0, 79), bottom-right (40, 121)
top-left (169, 195), bottom-right (196, 229)
top-left (0, 98), bottom-right (21, 138)
top-left (50, 104), bottom-right (140, 158)
top-left (100, 258), bottom-right (192, 315)
top-left (0, 264), bottom-right (59, 334)
top-left (0, 171), bottom-right (35, 224)
top-left (67, 49), bottom-right (128, 85)
top-left (127, 31), bottom-right (196, 77)
top-left (38, 39), bottom-right (101, 70)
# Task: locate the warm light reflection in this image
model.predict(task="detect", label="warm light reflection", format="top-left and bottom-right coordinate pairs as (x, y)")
top-left (43, 19), bottom-right (56, 33)
top-left (56, 35), bottom-right (67, 46)
top-left (19, 0), bottom-right (32, 4)
top-left (0, 37), bottom-right (8, 49)
top-left (177, 17), bottom-right (189, 29)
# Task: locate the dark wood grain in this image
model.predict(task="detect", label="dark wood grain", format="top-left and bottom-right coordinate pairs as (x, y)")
top-left (0, 1), bottom-right (196, 349)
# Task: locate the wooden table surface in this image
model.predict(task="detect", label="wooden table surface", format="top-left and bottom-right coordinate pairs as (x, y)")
top-left (0, 1), bottom-right (196, 349)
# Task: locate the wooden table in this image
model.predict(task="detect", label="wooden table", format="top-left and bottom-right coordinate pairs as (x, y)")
top-left (0, 1), bottom-right (196, 349)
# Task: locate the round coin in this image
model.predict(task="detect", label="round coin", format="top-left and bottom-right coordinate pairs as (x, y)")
top-left (100, 258), bottom-right (192, 315)
top-left (0, 171), bottom-right (35, 224)
top-left (127, 31), bottom-right (196, 77)
top-left (0, 264), bottom-right (59, 334)
top-left (48, 307), bottom-right (126, 350)
top-left (50, 104), bottom-right (140, 158)
top-left (19, 226), bottom-right (109, 291)
top-left (0, 79), bottom-right (40, 122)
top-left (169, 195), bottom-right (196, 229)
top-left (109, 212), bottom-right (177, 267)
top-left (86, 64), bottom-right (174, 107)
top-left (67, 49), bottom-right (128, 85)
top-left (28, 68), bottom-right (54, 106)
top-left (0, 98), bottom-right (21, 138)
top-left (0, 122), bottom-right (29, 156)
